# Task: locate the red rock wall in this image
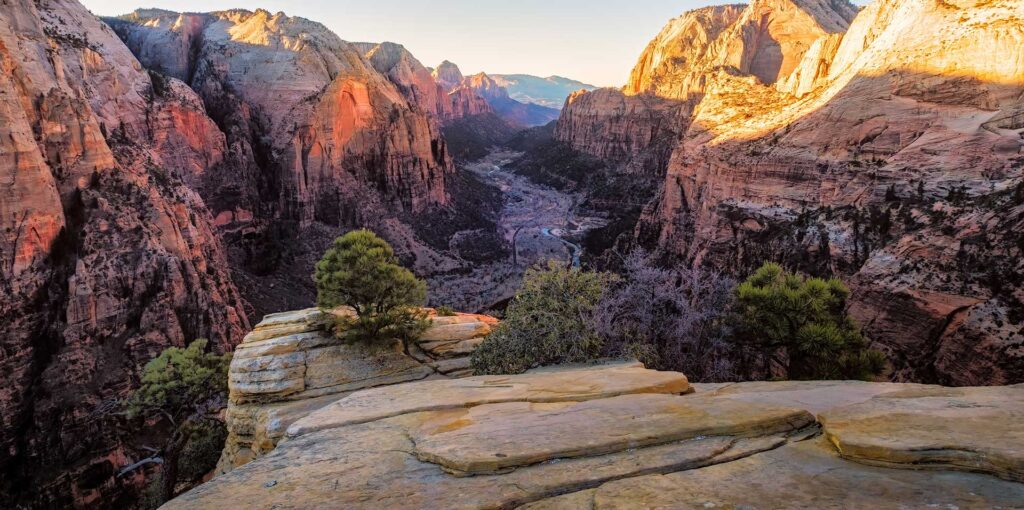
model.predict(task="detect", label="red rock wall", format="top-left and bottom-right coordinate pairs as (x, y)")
top-left (1, 0), bottom-right (249, 507)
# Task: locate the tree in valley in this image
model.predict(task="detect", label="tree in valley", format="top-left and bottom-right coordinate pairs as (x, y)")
top-left (314, 229), bottom-right (428, 352)
top-left (125, 339), bottom-right (230, 506)
top-left (732, 263), bottom-right (887, 380)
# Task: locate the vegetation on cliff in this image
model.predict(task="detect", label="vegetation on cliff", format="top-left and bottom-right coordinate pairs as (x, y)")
top-left (315, 230), bottom-right (429, 352)
top-left (733, 263), bottom-right (887, 381)
top-left (126, 340), bottom-right (231, 507)
top-left (474, 258), bottom-right (886, 382)
top-left (472, 262), bottom-right (615, 374)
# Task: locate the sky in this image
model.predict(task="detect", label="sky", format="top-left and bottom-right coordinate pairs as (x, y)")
top-left (81, 0), bottom-right (870, 88)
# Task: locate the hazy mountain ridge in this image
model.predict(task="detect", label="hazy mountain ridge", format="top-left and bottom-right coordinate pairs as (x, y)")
top-left (491, 73), bottom-right (598, 109)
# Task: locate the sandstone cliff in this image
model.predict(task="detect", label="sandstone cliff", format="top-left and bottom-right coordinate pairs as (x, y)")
top-left (357, 42), bottom-right (499, 125)
top-left (106, 9), bottom-right (472, 317)
top-left (164, 360), bottom-right (1024, 508)
top-left (435, 62), bottom-right (560, 128)
top-left (469, 72), bottom-right (561, 128)
top-left (214, 308), bottom-right (496, 474)
top-left (557, 0), bottom-right (1024, 386)
top-left (0, 0), bottom-right (249, 507)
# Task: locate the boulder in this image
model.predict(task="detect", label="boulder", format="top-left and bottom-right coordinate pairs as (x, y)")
top-left (820, 385), bottom-right (1024, 482)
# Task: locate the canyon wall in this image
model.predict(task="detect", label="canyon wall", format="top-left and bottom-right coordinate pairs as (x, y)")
top-left (557, 0), bottom-right (1024, 385)
top-left (0, 0), bottom-right (250, 507)
top-left (106, 9), bottom-right (470, 317)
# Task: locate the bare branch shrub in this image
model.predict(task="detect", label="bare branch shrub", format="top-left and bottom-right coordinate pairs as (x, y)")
top-left (594, 252), bottom-right (737, 382)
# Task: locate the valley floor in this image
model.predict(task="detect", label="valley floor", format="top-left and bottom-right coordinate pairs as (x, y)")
top-left (426, 149), bottom-right (605, 312)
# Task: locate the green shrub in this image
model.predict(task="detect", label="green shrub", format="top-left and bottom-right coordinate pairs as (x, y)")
top-left (314, 230), bottom-right (428, 351)
top-left (127, 339), bottom-right (229, 419)
top-left (126, 340), bottom-right (230, 504)
top-left (435, 306), bottom-right (458, 317)
top-left (733, 263), bottom-right (886, 380)
top-left (472, 261), bottom-right (615, 375)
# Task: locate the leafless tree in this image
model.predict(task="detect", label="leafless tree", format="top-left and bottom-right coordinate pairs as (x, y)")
top-left (594, 252), bottom-right (737, 382)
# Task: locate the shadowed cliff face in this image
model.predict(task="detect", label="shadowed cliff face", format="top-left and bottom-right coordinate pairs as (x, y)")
top-left (105, 9), bottom-right (467, 318)
top-left (558, 0), bottom-right (1024, 385)
top-left (0, 0), bottom-right (249, 507)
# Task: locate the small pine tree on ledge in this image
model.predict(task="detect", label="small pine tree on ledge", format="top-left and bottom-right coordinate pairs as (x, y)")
top-left (733, 263), bottom-right (887, 381)
top-left (314, 229), bottom-right (429, 353)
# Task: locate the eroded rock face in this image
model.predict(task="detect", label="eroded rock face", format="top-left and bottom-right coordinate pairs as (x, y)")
top-left (558, 0), bottom-right (1024, 385)
top-left (166, 372), bottom-right (1024, 509)
top-left (435, 61), bottom-right (559, 128)
top-left (217, 308), bottom-right (498, 473)
top-left (556, 89), bottom-right (689, 174)
top-left (106, 9), bottom-right (458, 318)
top-left (0, 0), bottom-right (249, 507)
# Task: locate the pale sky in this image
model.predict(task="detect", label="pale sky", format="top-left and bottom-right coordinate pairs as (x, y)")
top-left (81, 0), bottom-right (871, 88)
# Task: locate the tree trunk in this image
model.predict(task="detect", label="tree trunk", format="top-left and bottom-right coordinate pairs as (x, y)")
top-left (159, 431), bottom-right (188, 504)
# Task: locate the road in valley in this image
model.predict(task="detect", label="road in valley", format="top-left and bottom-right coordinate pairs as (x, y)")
top-left (426, 149), bottom-right (604, 312)
top-left (466, 150), bottom-right (603, 270)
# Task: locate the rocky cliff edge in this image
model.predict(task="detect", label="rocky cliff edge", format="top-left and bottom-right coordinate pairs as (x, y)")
top-left (169, 351), bottom-right (1023, 508)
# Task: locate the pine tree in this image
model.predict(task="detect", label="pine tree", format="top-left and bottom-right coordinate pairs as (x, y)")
top-left (472, 261), bottom-right (614, 375)
top-left (314, 230), bottom-right (428, 351)
top-left (733, 263), bottom-right (887, 380)
top-left (126, 340), bottom-right (230, 505)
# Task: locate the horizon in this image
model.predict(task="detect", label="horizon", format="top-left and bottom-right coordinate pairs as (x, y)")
top-left (81, 0), bottom-right (871, 88)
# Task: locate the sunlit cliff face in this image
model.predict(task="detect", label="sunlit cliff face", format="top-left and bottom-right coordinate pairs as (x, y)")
top-left (620, 0), bottom-right (1024, 144)
top-left (556, 0), bottom-right (1024, 386)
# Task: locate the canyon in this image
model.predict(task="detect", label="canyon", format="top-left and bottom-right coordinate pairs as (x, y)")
top-left (557, 0), bottom-right (1024, 386)
top-left (0, 1), bottom-right (587, 506)
top-left (1, 0), bottom-right (1023, 508)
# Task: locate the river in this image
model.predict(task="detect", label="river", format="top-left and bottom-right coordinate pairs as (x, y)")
top-left (425, 149), bottom-right (605, 311)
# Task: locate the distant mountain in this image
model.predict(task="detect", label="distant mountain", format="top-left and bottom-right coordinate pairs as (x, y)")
top-left (466, 73), bottom-right (561, 127)
top-left (491, 74), bottom-right (597, 109)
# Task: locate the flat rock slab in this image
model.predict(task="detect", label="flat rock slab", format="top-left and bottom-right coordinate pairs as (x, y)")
top-left (412, 394), bottom-right (814, 474)
top-left (691, 380), bottom-right (933, 415)
top-left (419, 321), bottom-right (492, 342)
top-left (165, 406), bottom-right (801, 509)
top-left (287, 362), bottom-right (690, 437)
top-left (523, 439), bottom-right (1024, 510)
top-left (820, 385), bottom-right (1024, 482)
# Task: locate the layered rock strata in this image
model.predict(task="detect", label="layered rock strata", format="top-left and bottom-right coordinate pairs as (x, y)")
top-left (0, 0), bottom-right (249, 506)
top-left (165, 366), bottom-right (1024, 509)
top-left (557, 0), bottom-right (1024, 385)
top-left (217, 308), bottom-right (498, 473)
top-left (106, 9), bottom-right (458, 318)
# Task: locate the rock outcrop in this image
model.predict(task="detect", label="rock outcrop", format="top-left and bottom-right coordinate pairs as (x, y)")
top-left (216, 308), bottom-right (498, 473)
top-left (0, 0), bottom-right (249, 507)
top-left (358, 42), bottom-right (500, 125)
top-left (432, 60), bottom-right (466, 91)
top-left (164, 365), bottom-right (1024, 509)
top-left (469, 72), bottom-right (561, 128)
top-left (557, 0), bottom-right (1024, 385)
top-left (434, 61), bottom-right (560, 128)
